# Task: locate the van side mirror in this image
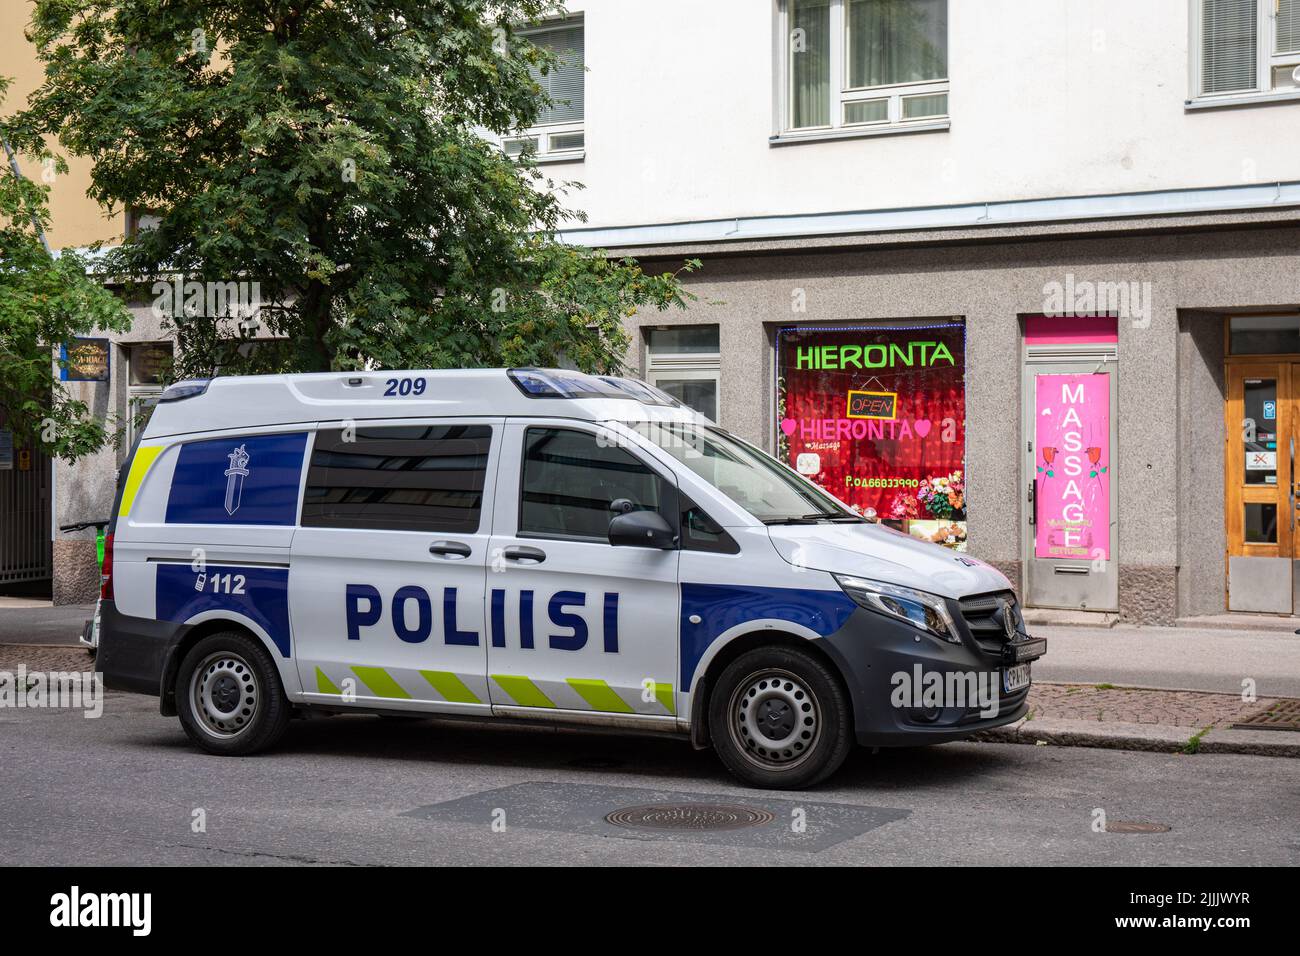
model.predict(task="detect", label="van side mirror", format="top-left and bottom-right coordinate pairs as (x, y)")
top-left (608, 510), bottom-right (676, 549)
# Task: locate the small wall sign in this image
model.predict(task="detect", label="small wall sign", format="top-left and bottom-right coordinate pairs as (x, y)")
top-left (60, 338), bottom-right (111, 382)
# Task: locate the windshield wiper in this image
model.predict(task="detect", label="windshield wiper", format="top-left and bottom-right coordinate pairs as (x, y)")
top-left (801, 511), bottom-right (864, 522)
top-left (762, 512), bottom-right (864, 525)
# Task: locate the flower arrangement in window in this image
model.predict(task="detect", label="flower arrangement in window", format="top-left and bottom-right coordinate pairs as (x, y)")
top-left (917, 470), bottom-right (965, 520)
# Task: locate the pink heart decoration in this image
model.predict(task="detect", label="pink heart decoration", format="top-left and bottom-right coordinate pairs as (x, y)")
top-left (780, 418), bottom-right (798, 436)
top-left (913, 419), bottom-right (932, 438)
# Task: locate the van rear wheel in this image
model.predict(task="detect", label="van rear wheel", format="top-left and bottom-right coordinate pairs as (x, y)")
top-left (176, 631), bottom-right (290, 756)
top-left (708, 646), bottom-right (853, 790)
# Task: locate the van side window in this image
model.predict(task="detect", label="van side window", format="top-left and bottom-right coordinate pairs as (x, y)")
top-left (520, 428), bottom-right (666, 541)
top-left (681, 496), bottom-right (740, 555)
top-left (302, 424), bottom-right (492, 533)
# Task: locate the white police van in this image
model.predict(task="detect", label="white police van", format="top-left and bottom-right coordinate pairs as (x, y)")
top-left (97, 367), bottom-right (1044, 789)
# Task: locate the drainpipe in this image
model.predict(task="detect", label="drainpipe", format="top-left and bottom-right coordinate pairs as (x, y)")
top-left (1, 128), bottom-right (53, 255)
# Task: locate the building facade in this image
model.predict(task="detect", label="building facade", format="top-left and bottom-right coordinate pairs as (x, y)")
top-left (545, 0), bottom-right (1300, 623)
top-left (4, 0), bottom-right (1300, 622)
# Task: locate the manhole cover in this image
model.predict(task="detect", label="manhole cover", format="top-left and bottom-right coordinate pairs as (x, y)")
top-left (1105, 821), bottom-right (1171, 834)
top-left (1232, 698), bottom-right (1300, 732)
top-left (605, 804), bottom-right (775, 831)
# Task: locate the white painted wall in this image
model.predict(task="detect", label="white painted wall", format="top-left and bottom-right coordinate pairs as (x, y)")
top-left (549, 0), bottom-right (1300, 229)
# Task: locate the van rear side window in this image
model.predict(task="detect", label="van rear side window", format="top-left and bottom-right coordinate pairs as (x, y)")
top-left (302, 424), bottom-right (492, 533)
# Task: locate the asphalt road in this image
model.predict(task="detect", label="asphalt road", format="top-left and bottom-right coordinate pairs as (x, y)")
top-left (3, 691), bottom-right (1297, 866)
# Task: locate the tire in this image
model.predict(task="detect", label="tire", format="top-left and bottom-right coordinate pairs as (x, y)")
top-left (175, 631), bottom-right (291, 756)
top-left (708, 645), bottom-right (854, 790)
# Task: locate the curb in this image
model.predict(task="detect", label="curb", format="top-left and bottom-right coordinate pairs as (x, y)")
top-left (972, 717), bottom-right (1300, 757)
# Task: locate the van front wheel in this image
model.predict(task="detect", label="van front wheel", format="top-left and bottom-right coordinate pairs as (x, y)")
top-left (176, 631), bottom-right (290, 756)
top-left (708, 646), bottom-right (853, 789)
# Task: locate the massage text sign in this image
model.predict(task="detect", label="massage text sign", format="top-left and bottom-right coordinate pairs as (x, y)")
top-left (1034, 373), bottom-right (1110, 560)
top-left (777, 325), bottom-right (965, 520)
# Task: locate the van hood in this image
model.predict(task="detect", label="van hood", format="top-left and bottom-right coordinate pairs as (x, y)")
top-left (767, 522), bottom-right (1012, 599)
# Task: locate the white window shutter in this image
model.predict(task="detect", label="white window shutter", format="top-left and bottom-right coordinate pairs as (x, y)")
top-left (1278, 0), bottom-right (1300, 54)
top-left (529, 24), bottom-right (584, 125)
top-left (1201, 0), bottom-right (1259, 94)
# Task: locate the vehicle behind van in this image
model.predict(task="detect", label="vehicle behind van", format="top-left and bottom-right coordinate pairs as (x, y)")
top-left (97, 367), bottom-right (1044, 788)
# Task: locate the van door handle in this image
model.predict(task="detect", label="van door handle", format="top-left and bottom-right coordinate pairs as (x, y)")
top-left (502, 545), bottom-right (546, 563)
top-left (429, 541), bottom-right (472, 559)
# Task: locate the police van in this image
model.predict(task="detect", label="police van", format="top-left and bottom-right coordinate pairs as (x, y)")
top-left (98, 367), bottom-right (1045, 789)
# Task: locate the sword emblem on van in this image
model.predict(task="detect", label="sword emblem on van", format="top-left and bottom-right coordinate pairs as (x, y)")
top-left (223, 444), bottom-right (250, 515)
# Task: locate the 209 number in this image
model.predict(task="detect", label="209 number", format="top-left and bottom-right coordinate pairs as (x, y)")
top-left (383, 377), bottom-right (426, 397)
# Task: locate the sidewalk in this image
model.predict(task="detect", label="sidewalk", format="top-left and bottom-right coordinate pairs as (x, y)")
top-left (1030, 623), bottom-right (1300, 698)
top-left (0, 599), bottom-right (94, 647)
top-left (974, 682), bottom-right (1300, 758)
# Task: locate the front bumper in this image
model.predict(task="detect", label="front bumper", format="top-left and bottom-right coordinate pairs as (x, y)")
top-left (818, 607), bottom-right (1039, 747)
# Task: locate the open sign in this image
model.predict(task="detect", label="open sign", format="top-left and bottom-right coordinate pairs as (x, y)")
top-left (845, 390), bottom-right (898, 421)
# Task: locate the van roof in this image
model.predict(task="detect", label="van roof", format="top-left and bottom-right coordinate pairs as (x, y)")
top-left (141, 367), bottom-right (711, 440)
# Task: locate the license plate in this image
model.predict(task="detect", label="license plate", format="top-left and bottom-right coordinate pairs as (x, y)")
top-left (1003, 663), bottom-right (1031, 693)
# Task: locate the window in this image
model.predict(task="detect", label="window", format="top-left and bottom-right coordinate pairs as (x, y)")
top-left (302, 424), bottom-right (492, 533)
top-left (1194, 0), bottom-right (1300, 99)
top-left (520, 428), bottom-right (669, 540)
top-left (507, 17), bottom-right (585, 161)
top-left (645, 325), bottom-right (721, 421)
top-left (631, 422), bottom-right (855, 524)
top-left (1228, 314), bottom-right (1300, 353)
top-left (124, 343), bottom-right (173, 453)
top-left (778, 0), bottom-right (949, 136)
top-left (681, 496), bottom-right (740, 554)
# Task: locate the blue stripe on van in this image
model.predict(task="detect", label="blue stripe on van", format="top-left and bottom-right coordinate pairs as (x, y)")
top-left (156, 563), bottom-right (292, 658)
top-left (165, 432), bottom-right (307, 526)
top-left (678, 583), bottom-right (856, 691)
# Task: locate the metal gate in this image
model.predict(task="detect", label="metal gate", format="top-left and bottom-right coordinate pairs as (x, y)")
top-left (0, 428), bottom-right (52, 585)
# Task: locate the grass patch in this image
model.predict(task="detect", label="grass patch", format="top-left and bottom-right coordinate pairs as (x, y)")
top-left (1183, 724), bottom-right (1214, 755)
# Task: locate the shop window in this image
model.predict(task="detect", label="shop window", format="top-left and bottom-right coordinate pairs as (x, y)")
top-left (645, 325), bottom-right (721, 421)
top-left (775, 323), bottom-right (967, 549)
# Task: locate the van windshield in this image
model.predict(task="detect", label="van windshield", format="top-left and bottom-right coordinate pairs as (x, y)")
top-left (629, 422), bottom-right (861, 524)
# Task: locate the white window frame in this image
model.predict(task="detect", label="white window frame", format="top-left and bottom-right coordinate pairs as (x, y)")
top-left (507, 16), bottom-right (586, 163)
top-left (773, 0), bottom-right (950, 142)
top-left (123, 342), bottom-right (172, 452)
top-left (1189, 0), bottom-right (1300, 105)
top-left (644, 328), bottom-right (722, 422)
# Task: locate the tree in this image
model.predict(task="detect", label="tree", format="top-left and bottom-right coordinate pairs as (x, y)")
top-left (0, 77), bottom-right (131, 461)
top-left (13, 0), bottom-right (698, 379)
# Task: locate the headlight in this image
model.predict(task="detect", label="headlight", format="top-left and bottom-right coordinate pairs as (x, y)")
top-left (833, 574), bottom-right (961, 644)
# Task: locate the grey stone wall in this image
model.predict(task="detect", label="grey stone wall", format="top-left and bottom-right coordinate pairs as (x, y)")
top-left (1176, 310), bottom-right (1228, 618)
top-left (53, 301), bottom-right (170, 604)
top-left (624, 222), bottom-right (1300, 624)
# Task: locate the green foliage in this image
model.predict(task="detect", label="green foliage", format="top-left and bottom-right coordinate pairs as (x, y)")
top-left (0, 78), bottom-right (132, 461)
top-left (13, 0), bottom-right (698, 378)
